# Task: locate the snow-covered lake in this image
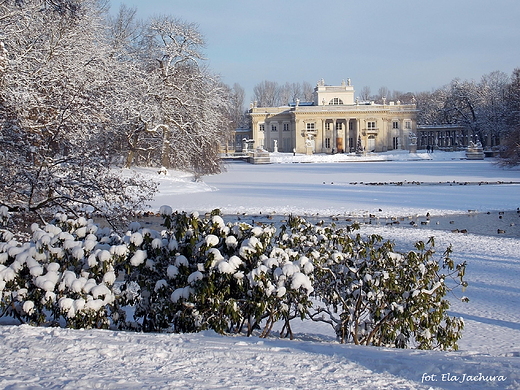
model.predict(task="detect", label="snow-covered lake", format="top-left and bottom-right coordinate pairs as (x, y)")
top-left (152, 151), bottom-right (520, 219)
top-left (1, 151), bottom-right (519, 389)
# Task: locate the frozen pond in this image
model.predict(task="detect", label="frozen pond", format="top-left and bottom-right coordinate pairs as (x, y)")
top-left (149, 155), bottom-right (520, 239)
top-left (4, 152), bottom-right (520, 390)
top-left (152, 158), bottom-right (520, 220)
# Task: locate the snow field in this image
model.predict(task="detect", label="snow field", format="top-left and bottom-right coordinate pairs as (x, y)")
top-left (1, 151), bottom-right (519, 389)
top-left (0, 324), bottom-right (516, 389)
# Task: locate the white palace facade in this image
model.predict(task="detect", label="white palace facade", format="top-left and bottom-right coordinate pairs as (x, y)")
top-left (248, 79), bottom-right (418, 154)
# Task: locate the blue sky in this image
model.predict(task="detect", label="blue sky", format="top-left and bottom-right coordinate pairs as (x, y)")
top-left (109, 0), bottom-right (520, 101)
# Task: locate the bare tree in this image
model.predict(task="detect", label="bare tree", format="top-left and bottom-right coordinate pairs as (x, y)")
top-left (499, 68), bottom-right (520, 166)
top-left (376, 86), bottom-right (390, 103)
top-left (104, 10), bottom-right (232, 174)
top-left (137, 15), bottom-right (230, 174)
top-left (477, 70), bottom-right (509, 147)
top-left (390, 90), bottom-right (415, 103)
top-left (415, 87), bottom-right (450, 125)
top-left (252, 80), bottom-right (316, 107)
top-left (499, 124), bottom-right (520, 166)
top-left (439, 74), bottom-right (509, 147)
top-left (358, 86), bottom-right (372, 101)
top-left (0, 0), bottom-right (240, 228)
top-left (230, 82), bottom-right (246, 127)
top-left (301, 81), bottom-right (314, 102)
top-left (106, 5), bottom-right (161, 168)
top-left (415, 71), bottom-right (510, 149)
top-left (278, 82), bottom-right (293, 106)
top-left (253, 80), bottom-right (280, 107)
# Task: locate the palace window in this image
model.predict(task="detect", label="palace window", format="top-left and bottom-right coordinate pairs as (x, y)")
top-left (329, 98), bottom-right (344, 105)
top-left (283, 123), bottom-right (290, 131)
top-left (336, 122), bottom-right (343, 131)
top-left (405, 121), bottom-right (411, 129)
top-left (325, 138), bottom-right (331, 148)
top-left (306, 123), bottom-right (315, 131)
top-left (259, 124), bottom-right (265, 132)
top-left (367, 121), bottom-right (376, 130)
top-left (325, 122), bottom-right (331, 131)
top-left (271, 124), bottom-right (278, 132)
top-left (392, 121), bottom-right (399, 129)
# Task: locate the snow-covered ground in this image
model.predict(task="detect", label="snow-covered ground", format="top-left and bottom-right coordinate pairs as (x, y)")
top-left (1, 150), bottom-right (519, 389)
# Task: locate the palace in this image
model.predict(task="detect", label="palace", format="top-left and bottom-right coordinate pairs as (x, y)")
top-left (248, 79), bottom-right (418, 154)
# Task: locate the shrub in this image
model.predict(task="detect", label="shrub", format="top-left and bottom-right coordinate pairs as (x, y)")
top-left (120, 210), bottom-right (314, 337)
top-left (0, 214), bottom-right (118, 328)
top-left (311, 233), bottom-right (466, 349)
top-left (0, 208), bottom-right (468, 350)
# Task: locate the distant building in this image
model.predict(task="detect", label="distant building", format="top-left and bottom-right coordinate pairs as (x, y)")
top-left (248, 79), bottom-right (418, 154)
top-left (416, 124), bottom-right (473, 150)
top-left (221, 127), bottom-right (253, 154)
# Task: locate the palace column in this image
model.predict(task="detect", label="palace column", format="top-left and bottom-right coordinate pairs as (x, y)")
top-left (382, 118), bottom-right (390, 152)
top-left (398, 119), bottom-right (404, 149)
top-left (320, 118), bottom-right (326, 153)
top-left (343, 117), bottom-right (350, 152)
top-left (335, 119), bottom-right (341, 152)
top-left (330, 118), bottom-right (338, 151)
top-left (295, 118), bottom-right (303, 153)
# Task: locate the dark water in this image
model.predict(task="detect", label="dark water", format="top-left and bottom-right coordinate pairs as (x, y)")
top-left (384, 210), bottom-right (520, 238)
top-left (142, 210), bottom-right (520, 239)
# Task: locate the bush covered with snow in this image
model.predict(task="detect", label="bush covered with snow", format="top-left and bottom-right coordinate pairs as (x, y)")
top-left (0, 214), bottom-right (118, 329)
top-left (307, 222), bottom-right (467, 349)
top-left (0, 208), bottom-right (467, 350)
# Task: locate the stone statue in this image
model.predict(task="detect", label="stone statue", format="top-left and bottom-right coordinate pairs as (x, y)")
top-left (305, 134), bottom-right (313, 155)
top-left (466, 139), bottom-right (484, 160)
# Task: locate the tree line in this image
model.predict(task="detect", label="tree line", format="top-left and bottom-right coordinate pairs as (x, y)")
top-left (415, 69), bottom-right (520, 162)
top-left (252, 80), bottom-right (314, 107)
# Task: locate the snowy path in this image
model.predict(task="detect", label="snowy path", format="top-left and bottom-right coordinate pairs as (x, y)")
top-left (0, 325), bottom-right (517, 390)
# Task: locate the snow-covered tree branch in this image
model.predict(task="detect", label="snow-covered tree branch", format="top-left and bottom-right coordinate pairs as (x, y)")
top-left (1, 1), bottom-right (235, 227)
